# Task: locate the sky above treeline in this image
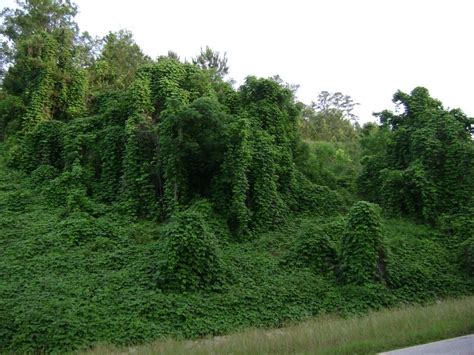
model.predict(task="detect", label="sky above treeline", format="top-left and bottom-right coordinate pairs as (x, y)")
top-left (1, 0), bottom-right (473, 122)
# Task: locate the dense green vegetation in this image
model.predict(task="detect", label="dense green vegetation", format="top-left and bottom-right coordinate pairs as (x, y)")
top-left (0, 0), bottom-right (473, 353)
top-left (83, 296), bottom-right (474, 355)
top-left (358, 88), bottom-right (474, 224)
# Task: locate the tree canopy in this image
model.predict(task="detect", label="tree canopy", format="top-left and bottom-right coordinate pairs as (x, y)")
top-left (358, 87), bottom-right (473, 223)
top-left (192, 45), bottom-right (229, 78)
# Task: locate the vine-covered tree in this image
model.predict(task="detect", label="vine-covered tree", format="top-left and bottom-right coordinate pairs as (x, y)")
top-left (0, 0), bottom-right (87, 129)
top-left (341, 201), bottom-right (385, 284)
top-left (88, 29), bottom-right (149, 95)
top-left (358, 87), bottom-right (474, 223)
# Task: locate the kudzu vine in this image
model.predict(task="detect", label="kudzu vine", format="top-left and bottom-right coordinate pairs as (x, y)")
top-left (359, 87), bottom-right (474, 224)
top-left (341, 201), bottom-right (385, 284)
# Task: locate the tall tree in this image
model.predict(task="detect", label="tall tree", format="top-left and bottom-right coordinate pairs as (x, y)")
top-left (0, 0), bottom-right (87, 128)
top-left (299, 105), bottom-right (359, 142)
top-left (358, 87), bottom-right (474, 223)
top-left (192, 46), bottom-right (229, 78)
top-left (313, 91), bottom-right (359, 121)
top-left (299, 91), bottom-right (360, 142)
top-left (88, 29), bottom-right (149, 93)
top-left (0, 0), bottom-right (80, 79)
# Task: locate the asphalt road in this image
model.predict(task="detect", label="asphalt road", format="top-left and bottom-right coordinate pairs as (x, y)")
top-left (381, 334), bottom-right (474, 355)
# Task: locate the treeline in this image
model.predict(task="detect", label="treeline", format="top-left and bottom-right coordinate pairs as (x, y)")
top-left (1, 0), bottom-right (473, 267)
top-left (0, 0), bottom-right (342, 233)
top-left (1, 0), bottom-right (474, 352)
top-left (1, 0), bottom-right (473, 251)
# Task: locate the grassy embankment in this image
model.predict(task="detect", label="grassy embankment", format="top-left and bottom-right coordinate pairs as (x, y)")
top-left (84, 296), bottom-right (474, 355)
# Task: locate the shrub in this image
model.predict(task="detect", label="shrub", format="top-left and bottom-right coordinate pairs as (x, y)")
top-left (384, 231), bottom-right (469, 299)
top-left (283, 219), bottom-right (342, 274)
top-left (292, 171), bottom-right (344, 215)
top-left (156, 203), bottom-right (224, 291)
top-left (437, 209), bottom-right (474, 275)
top-left (340, 201), bottom-right (385, 284)
top-left (54, 212), bottom-right (116, 247)
top-left (42, 159), bottom-right (91, 211)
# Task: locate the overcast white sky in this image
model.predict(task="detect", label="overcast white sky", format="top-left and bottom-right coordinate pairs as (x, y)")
top-left (1, 0), bottom-right (473, 122)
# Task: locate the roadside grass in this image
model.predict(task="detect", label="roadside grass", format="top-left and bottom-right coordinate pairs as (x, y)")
top-left (82, 296), bottom-right (474, 355)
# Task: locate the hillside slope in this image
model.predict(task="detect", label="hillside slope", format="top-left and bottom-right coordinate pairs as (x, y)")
top-left (0, 144), bottom-right (472, 353)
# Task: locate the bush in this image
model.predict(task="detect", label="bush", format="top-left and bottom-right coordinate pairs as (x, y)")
top-left (437, 209), bottom-right (474, 275)
top-left (341, 201), bottom-right (385, 284)
top-left (156, 203), bottom-right (224, 291)
top-left (186, 199), bottom-right (231, 241)
top-left (2, 190), bottom-right (32, 212)
top-left (283, 219), bottom-right (343, 274)
top-left (380, 219), bottom-right (472, 300)
top-left (41, 159), bottom-right (94, 213)
top-left (55, 212), bottom-right (117, 247)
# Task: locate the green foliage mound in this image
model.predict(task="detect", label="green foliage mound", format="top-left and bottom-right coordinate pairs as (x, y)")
top-left (283, 218), bottom-right (343, 274)
top-left (8, 119), bottom-right (65, 172)
top-left (55, 212), bottom-right (117, 247)
top-left (156, 201), bottom-right (225, 291)
top-left (341, 201), bottom-right (385, 284)
top-left (383, 220), bottom-right (472, 300)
